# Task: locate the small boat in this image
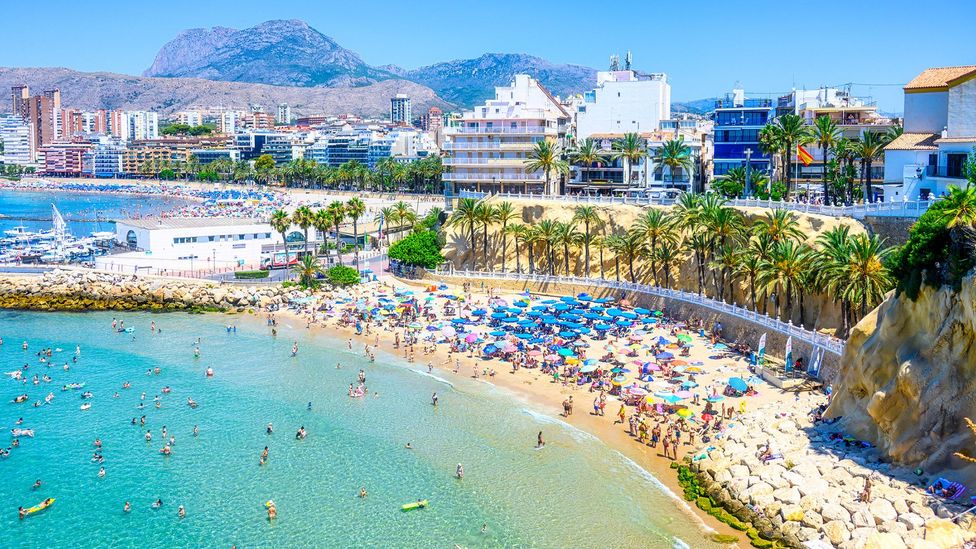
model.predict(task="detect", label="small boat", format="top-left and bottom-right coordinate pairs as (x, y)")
top-left (401, 499), bottom-right (428, 512)
top-left (80, 403), bottom-right (91, 411)
top-left (23, 498), bottom-right (55, 517)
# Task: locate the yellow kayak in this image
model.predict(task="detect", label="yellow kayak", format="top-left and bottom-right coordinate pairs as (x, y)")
top-left (401, 499), bottom-right (428, 511)
top-left (25, 498), bottom-right (55, 516)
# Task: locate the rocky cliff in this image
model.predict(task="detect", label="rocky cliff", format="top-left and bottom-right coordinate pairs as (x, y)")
top-left (827, 273), bottom-right (976, 476)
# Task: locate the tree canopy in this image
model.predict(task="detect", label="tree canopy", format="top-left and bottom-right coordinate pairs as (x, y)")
top-left (388, 230), bottom-right (444, 269)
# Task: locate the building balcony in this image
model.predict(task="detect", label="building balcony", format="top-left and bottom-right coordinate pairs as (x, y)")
top-left (445, 172), bottom-right (542, 182)
top-left (925, 165), bottom-right (967, 179)
top-left (442, 142), bottom-right (502, 150)
top-left (451, 126), bottom-right (550, 135)
top-left (714, 98), bottom-right (773, 109)
top-left (443, 157), bottom-right (525, 167)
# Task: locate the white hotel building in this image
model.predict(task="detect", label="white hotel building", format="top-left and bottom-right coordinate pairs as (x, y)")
top-left (443, 75), bottom-right (570, 195)
top-left (572, 70), bottom-right (671, 139)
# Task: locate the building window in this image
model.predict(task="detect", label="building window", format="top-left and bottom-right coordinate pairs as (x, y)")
top-left (239, 234), bottom-right (245, 240)
top-left (209, 236), bottom-right (215, 242)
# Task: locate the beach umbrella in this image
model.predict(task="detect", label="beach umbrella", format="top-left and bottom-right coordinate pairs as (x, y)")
top-left (531, 305), bottom-right (548, 311)
top-left (544, 354), bottom-right (559, 361)
top-left (640, 375), bottom-right (655, 382)
top-left (559, 313), bottom-right (581, 321)
top-left (728, 377), bottom-right (748, 392)
top-left (502, 343), bottom-right (517, 353)
top-left (620, 311), bottom-right (638, 320)
top-left (671, 359), bottom-right (689, 367)
top-left (541, 316), bottom-right (559, 325)
top-left (640, 317), bottom-right (656, 325)
top-left (513, 301), bottom-right (528, 308)
top-left (714, 343), bottom-right (729, 350)
top-left (570, 308), bottom-right (587, 315)
top-left (681, 381), bottom-right (699, 389)
top-left (527, 350), bottom-right (542, 357)
top-left (580, 364), bottom-right (598, 374)
top-left (576, 327), bottom-right (591, 335)
top-left (653, 311), bottom-right (663, 317)
top-left (559, 331), bottom-right (577, 338)
top-left (408, 321), bottom-right (423, 329)
top-left (677, 408), bottom-right (693, 419)
top-left (560, 296), bottom-right (577, 303)
top-left (594, 297), bottom-right (614, 304)
top-left (590, 306), bottom-right (605, 313)
top-left (516, 333), bottom-right (533, 340)
top-left (501, 317), bottom-right (518, 323)
top-left (490, 330), bottom-right (506, 337)
top-left (625, 386), bottom-right (648, 396)
top-left (659, 394), bottom-right (683, 404)
top-left (672, 365), bottom-right (687, 374)
top-left (607, 308), bottom-right (623, 317)
top-left (465, 333), bottom-right (480, 343)
top-left (706, 396), bottom-right (725, 403)
top-left (506, 307), bottom-right (522, 314)
top-left (686, 366), bottom-right (703, 373)
top-left (577, 295), bottom-right (592, 302)
top-left (616, 320), bottom-right (633, 327)
top-left (553, 303), bottom-right (570, 312)
top-left (657, 336), bottom-right (671, 345)
top-left (526, 311), bottom-right (541, 318)
top-left (677, 334), bottom-right (693, 344)
top-left (676, 390), bottom-right (693, 399)
top-left (656, 352), bottom-right (674, 360)
top-left (582, 312), bottom-right (601, 320)
top-left (557, 348), bottom-right (575, 357)
top-left (440, 326), bottom-right (457, 337)
top-left (451, 318), bottom-right (467, 324)
top-left (517, 319), bottom-right (534, 326)
top-left (541, 299), bottom-right (558, 305)
top-left (634, 307), bottom-right (651, 315)
top-left (490, 312), bottom-right (507, 319)
top-left (583, 358), bottom-right (598, 366)
top-left (612, 375), bottom-right (627, 383)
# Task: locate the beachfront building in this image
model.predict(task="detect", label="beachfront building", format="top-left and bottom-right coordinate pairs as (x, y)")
top-left (443, 74), bottom-right (570, 196)
top-left (390, 94), bottom-right (411, 126)
top-left (218, 111), bottom-right (239, 135)
top-left (0, 113), bottom-right (34, 165)
top-left (103, 218), bottom-right (276, 274)
top-left (882, 65), bottom-right (976, 201)
top-left (82, 137), bottom-right (126, 178)
top-left (38, 140), bottom-right (92, 176)
top-left (118, 111), bottom-right (160, 142)
top-left (277, 104), bottom-right (292, 125)
top-left (192, 148), bottom-right (240, 165)
top-left (711, 87), bottom-right (774, 180)
top-left (776, 87), bottom-right (894, 193)
top-left (233, 131), bottom-right (299, 164)
top-left (571, 69), bottom-right (670, 140)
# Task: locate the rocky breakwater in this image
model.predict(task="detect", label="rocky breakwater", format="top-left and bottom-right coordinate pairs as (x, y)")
top-left (0, 269), bottom-right (290, 312)
top-left (686, 394), bottom-right (976, 548)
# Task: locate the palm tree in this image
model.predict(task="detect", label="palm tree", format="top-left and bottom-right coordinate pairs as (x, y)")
top-left (376, 206), bottom-right (397, 246)
top-left (291, 206), bottom-right (315, 254)
top-left (474, 202), bottom-right (497, 269)
top-left (758, 240), bottom-right (811, 322)
top-left (345, 198), bottom-right (366, 270)
top-left (815, 226), bottom-right (854, 335)
top-left (938, 185), bottom-right (976, 228)
top-left (764, 113), bottom-right (813, 199)
top-left (612, 132), bottom-right (647, 187)
top-left (843, 234), bottom-right (894, 318)
top-left (534, 219), bottom-right (559, 275)
top-left (292, 254), bottom-right (324, 287)
top-left (753, 209), bottom-right (804, 243)
top-left (734, 244), bottom-right (763, 310)
top-left (714, 166), bottom-right (748, 198)
top-left (684, 232), bottom-right (710, 295)
top-left (813, 116), bottom-right (841, 203)
top-left (604, 233), bottom-right (625, 282)
top-left (447, 198), bottom-right (480, 269)
top-left (655, 239), bottom-right (682, 289)
top-left (617, 231), bottom-right (644, 282)
top-left (523, 226), bottom-right (540, 274)
top-left (654, 137), bottom-right (695, 191)
top-left (270, 209), bottom-right (292, 266)
top-left (833, 137), bottom-right (858, 203)
top-left (392, 201), bottom-right (415, 234)
top-left (312, 209), bottom-right (333, 255)
top-left (495, 201), bottom-right (520, 272)
top-left (632, 208), bottom-right (672, 285)
top-left (853, 131), bottom-right (887, 203)
top-left (524, 141), bottom-right (570, 196)
top-left (327, 200), bottom-right (346, 265)
top-left (572, 205), bottom-right (601, 276)
top-left (702, 202), bottom-right (744, 300)
top-left (569, 138), bottom-right (607, 184)
top-left (505, 223), bottom-right (528, 273)
top-left (553, 221), bottom-right (581, 275)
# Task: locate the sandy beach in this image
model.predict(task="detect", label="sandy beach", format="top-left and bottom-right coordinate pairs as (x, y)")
top-left (272, 274), bottom-right (802, 543)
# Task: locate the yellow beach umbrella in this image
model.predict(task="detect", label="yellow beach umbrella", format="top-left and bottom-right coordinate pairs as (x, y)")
top-left (677, 408), bottom-right (693, 419)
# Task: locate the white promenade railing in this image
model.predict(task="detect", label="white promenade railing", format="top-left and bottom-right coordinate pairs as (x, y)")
top-left (431, 268), bottom-right (846, 357)
top-left (455, 190), bottom-right (934, 220)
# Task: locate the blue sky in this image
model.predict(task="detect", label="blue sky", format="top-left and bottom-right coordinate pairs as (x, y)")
top-left (2, 0), bottom-right (974, 112)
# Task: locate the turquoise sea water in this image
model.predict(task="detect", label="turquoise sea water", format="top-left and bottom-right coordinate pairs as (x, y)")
top-left (0, 311), bottom-right (715, 548)
top-left (0, 189), bottom-right (189, 236)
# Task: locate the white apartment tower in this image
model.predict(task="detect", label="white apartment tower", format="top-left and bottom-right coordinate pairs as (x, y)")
top-left (390, 94), bottom-right (411, 126)
top-left (277, 103), bottom-right (292, 125)
top-left (573, 69), bottom-right (671, 139)
top-left (121, 111), bottom-right (159, 141)
top-left (443, 74), bottom-right (570, 195)
top-left (0, 113), bottom-right (34, 165)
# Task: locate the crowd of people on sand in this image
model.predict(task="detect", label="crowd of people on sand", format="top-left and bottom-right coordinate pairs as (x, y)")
top-left (283, 276), bottom-right (769, 469)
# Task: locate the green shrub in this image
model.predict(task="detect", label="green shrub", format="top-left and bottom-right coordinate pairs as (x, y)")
top-left (710, 533), bottom-right (740, 544)
top-left (326, 265), bottom-right (360, 287)
top-left (281, 281), bottom-right (298, 289)
top-left (388, 230), bottom-right (444, 269)
top-left (234, 270), bottom-right (270, 280)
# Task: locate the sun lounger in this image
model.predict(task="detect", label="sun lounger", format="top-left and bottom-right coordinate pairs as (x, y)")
top-left (928, 478), bottom-right (966, 500)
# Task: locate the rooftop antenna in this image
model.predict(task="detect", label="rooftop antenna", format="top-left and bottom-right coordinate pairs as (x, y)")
top-left (625, 50), bottom-right (632, 70)
top-left (609, 54), bottom-right (620, 71)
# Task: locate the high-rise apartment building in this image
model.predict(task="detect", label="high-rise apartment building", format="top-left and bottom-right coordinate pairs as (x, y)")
top-left (0, 114), bottom-right (34, 165)
top-left (443, 74), bottom-right (570, 195)
top-left (218, 111), bottom-right (239, 135)
top-left (11, 85), bottom-right (30, 119)
top-left (176, 111), bottom-right (203, 127)
top-left (391, 94), bottom-right (411, 126)
top-left (118, 111), bottom-right (159, 141)
top-left (277, 104), bottom-right (292, 125)
top-left (18, 88), bottom-right (62, 152)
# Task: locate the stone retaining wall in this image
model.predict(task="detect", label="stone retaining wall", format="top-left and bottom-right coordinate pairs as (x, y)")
top-left (0, 269), bottom-right (289, 312)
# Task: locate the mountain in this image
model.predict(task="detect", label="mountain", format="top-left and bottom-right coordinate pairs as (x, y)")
top-left (0, 67), bottom-right (448, 117)
top-left (145, 20), bottom-right (598, 107)
top-left (671, 98), bottom-right (719, 115)
top-left (144, 19), bottom-right (393, 87)
top-left (403, 54), bottom-right (597, 107)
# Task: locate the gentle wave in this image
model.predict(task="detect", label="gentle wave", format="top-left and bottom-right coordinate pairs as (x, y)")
top-left (409, 368), bottom-right (456, 387)
top-left (519, 407), bottom-right (599, 444)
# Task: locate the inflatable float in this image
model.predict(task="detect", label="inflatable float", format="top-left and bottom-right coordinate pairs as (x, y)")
top-left (24, 498), bottom-right (55, 516)
top-left (401, 499), bottom-right (428, 511)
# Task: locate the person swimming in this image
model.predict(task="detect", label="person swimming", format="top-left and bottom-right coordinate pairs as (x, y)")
top-left (359, 487), bottom-right (368, 498)
top-left (151, 499), bottom-right (163, 509)
top-left (178, 505), bottom-right (186, 519)
top-left (32, 479), bottom-right (41, 490)
top-left (296, 426), bottom-right (307, 440)
top-left (404, 442), bottom-right (413, 449)
top-left (456, 463), bottom-right (464, 479)
top-left (123, 501), bottom-right (131, 513)
top-left (307, 402), bottom-right (312, 410)
top-left (266, 423), bottom-right (274, 435)
top-left (537, 431), bottom-right (545, 448)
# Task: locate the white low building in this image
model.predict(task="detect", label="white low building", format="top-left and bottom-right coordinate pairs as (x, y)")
top-left (96, 217), bottom-right (275, 275)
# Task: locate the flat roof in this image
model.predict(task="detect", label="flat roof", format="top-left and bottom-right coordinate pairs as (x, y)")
top-left (118, 217), bottom-right (269, 230)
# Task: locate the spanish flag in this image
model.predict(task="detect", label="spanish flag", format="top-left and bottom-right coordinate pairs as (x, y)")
top-left (797, 145), bottom-right (814, 166)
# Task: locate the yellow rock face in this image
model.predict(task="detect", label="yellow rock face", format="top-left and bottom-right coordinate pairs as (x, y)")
top-left (827, 273), bottom-right (976, 474)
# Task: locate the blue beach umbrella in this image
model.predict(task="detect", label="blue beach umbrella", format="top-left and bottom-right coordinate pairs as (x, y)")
top-left (514, 301), bottom-right (528, 308)
top-left (641, 318), bottom-right (657, 324)
top-left (615, 320), bottom-right (633, 327)
top-left (541, 316), bottom-right (559, 325)
top-left (501, 317), bottom-right (518, 323)
top-left (580, 364), bottom-right (598, 373)
top-left (620, 311), bottom-right (638, 320)
top-left (559, 331), bottom-right (577, 338)
top-left (553, 303), bottom-right (570, 312)
top-left (591, 306), bottom-right (605, 313)
top-left (634, 307), bottom-right (651, 315)
top-left (557, 348), bottom-right (575, 357)
top-left (506, 307), bottom-right (522, 314)
top-left (490, 330), bottom-right (506, 337)
top-left (583, 312), bottom-right (602, 320)
top-left (560, 296), bottom-right (577, 303)
top-left (471, 309), bottom-right (487, 316)
top-left (490, 312), bottom-right (507, 319)
top-left (576, 326), bottom-right (592, 335)
top-left (516, 333), bottom-right (534, 340)
top-left (660, 394), bottom-right (683, 404)
top-left (594, 324), bottom-right (614, 331)
top-left (577, 295), bottom-right (593, 302)
top-left (541, 299), bottom-right (558, 305)
top-left (656, 351), bottom-right (674, 360)
top-left (531, 305), bottom-right (548, 311)
top-left (657, 336), bottom-right (671, 345)
top-left (607, 308), bottom-right (623, 317)
top-left (526, 311), bottom-right (541, 318)
top-left (728, 377), bottom-right (749, 392)
top-left (483, 345), bottom-right (497, 354)
top-left (517, 319), bottom-right (535, 326)
top-left (452, 318), bottom-right (467, 324)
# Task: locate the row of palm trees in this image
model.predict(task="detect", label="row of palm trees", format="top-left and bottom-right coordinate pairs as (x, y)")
top-left (269, 197), bottom-right (368, 268)
top-left (447, 195), bottom-right (894, 335)
top-left (747, 113), bottom-right (903, 203)
top-left (522, 134), bottom-right (697, 193)
top-left (142, 155), bottom-right (444, 193)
